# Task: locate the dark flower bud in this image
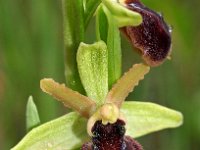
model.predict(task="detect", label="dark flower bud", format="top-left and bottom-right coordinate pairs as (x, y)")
top-left (82, 120), bottom-right (143, 150)
top-left (120, 0), bottom-right (172, 66)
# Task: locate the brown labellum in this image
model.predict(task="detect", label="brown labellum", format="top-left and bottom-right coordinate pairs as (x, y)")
top-left (121, 0), bottom-right (172, 66)
top-left (81, 120), bottom-right (143, 150)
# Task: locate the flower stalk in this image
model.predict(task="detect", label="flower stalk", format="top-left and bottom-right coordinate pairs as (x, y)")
top-left (63, 0), bottom-right (85, 93)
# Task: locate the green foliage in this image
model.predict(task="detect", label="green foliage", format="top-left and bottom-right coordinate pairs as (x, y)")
top-left (26, 96), bottom-right (41, 132)
top-left (12, 112), bottom-right (88, 150)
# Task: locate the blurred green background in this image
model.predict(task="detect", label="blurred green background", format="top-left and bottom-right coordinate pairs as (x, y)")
top-left (0, 0), bottom-right (200, 149)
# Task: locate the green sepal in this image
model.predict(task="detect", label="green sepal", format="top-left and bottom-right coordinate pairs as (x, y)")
top-left (26, 96), bottom-right (41, 132)
top-left (77, 41), bottom-right (108, 106)
top-left (102, 0), bottom-right (142, 27)
top-left (121, 101), bottom-right (183, 138)
top-left (12, 112), bottom-right (88, 150)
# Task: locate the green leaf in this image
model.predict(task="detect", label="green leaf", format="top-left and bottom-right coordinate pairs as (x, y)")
top-left (40, 78), bottom-right (96, 118)
top-left (102, 0), bottom-right (142, 27)
top-left (12, 112), bottom-right (89, 150)
top-left (77, 41), bottom-right (108, 106)
top-left (121, 101), bottom-right (183, 138)
top-left (102, 5), bottom-right (122, 89)
top-left (26, 96), bottom-right (41, 132)
top-left (106, 63), bottom-right (150, 107)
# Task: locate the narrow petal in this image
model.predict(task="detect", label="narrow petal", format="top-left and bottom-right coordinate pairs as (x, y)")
top-left (40, 78), bottom-right (96, 118)
top-left (106, 63), bottom-right (150, 107)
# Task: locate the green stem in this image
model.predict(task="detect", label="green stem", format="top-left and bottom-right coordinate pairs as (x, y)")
top-left (63, 0), bottom-right (85, 93)
top-left (84, 0), bottom-right (101, 28)
top-left (103, 6), bottom-right (122, 89)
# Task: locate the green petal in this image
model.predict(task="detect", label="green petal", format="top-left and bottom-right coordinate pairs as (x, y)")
top-left (77, 41), bottom-right (108, 106)
top-left (40, 78), bottom-right (96, 118)
top-left (102, 0), bottom-right (142, 27)
top-left (26, 96), bottom-right (41, 132)
top-left (106, 63), bottom-right (150, 107)
top-left (12, 112), bottom-right (89, 150)
top-left (121, 101), bottom-right (183, 138)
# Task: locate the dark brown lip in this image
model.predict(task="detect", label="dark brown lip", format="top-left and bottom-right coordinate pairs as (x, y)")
top-left (82, 120), bottom-right (143, 150)
top-left (121, 0), bottom-right (172, 66)
top-left (92, 120), bottom-right (126, 150)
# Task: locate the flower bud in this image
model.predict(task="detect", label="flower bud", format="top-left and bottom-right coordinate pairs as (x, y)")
top-left (120, 0), bottom-right (172, 66)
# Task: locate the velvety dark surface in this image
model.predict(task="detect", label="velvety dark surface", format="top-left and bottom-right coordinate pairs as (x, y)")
top-left (92, 120), bottom-right (126, 150)
top-left (122, 0), bottom-right (171, 66)
top-left (82, 120), bottom-right (143, 150)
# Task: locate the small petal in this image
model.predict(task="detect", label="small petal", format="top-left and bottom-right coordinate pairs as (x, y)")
top-left (40, 78), bottom-right (96, 118)
top-left (106, 63), bottom-right (150, 108)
